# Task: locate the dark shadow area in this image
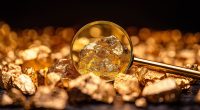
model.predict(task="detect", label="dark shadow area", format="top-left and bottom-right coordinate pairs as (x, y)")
top-left (0, 0), bottom-right (199, 32)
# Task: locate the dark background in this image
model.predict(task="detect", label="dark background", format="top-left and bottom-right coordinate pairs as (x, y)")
top-left (0, 0), bottom-right (199, 32)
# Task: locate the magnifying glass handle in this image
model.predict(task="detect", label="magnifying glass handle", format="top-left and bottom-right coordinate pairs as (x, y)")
top-left (133, 57), bottom-right (200, 79)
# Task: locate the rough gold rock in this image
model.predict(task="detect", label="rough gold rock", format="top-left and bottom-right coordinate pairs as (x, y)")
top-left (12, 74), bottom-right (36, 95)
top-left (68, 73), bottom-right (116, 103)
top-left (46, 72), bottom-right (61, 86)
top-left (142, 78), bottom-right (180, 103)
top-left (73, 37), bottom-right (90, 52)
top-left (18, 45), bottom-right (51, 61)
top-left (166, 64), bottom-right (198, 90)
top-left (30, 86), bottom-right (68, 109)
top-left (0, 63), bottom-right (22, 89)
top-left (114, 73), bottom-right (141, 102)
top-left (166, 73), bottom-right (191, 90)
top-left (23, 67), bottom-right (38, 87)
top-left (78, 35), bottom-right (130, 81)
top-left (134, 66), bottom-right (166, 86)
top-left (50, 58), bottom-right (80, 79)
top-left (135, 98), bottom-right (147, 108)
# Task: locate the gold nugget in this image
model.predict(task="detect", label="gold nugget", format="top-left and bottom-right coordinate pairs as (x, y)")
top-left (133, 66), bottom-right (166, 86)
top-left (135, 98), bottom-right (147, 108)
top-left (30, 86), bottom-right (68, 109)
top-left (142, 78), bottom-right (180, 103)
top-left (68, 73), bottom-right (116, 103)
top-left (114, 73), bottom-right (141, 102)
top-left (12, 74), bottom-right (36, 95)
top-left (78, 36), bottom-right (130, 81)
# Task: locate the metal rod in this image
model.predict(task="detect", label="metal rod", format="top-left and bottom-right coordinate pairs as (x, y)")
top-left (134, 57), bottom-right (200, 79)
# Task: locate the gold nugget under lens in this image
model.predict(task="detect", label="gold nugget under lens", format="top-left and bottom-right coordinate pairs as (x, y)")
top-left (71, 21), bottom-right (133, 81)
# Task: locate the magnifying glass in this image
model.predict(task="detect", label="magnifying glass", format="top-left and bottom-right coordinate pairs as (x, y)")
top-left (70, 21), bottom-right (200, 81)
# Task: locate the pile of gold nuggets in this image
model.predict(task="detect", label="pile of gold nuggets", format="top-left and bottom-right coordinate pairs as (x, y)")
top-left (1, 21), bottom-right (200, 109)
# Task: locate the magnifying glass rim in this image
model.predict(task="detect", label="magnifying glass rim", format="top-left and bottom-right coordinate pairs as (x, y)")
top-left (70, 20), bottom-right (133, 75)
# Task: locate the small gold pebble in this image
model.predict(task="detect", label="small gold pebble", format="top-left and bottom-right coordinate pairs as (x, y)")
top-left (135, 98), bottom-right (147, 108)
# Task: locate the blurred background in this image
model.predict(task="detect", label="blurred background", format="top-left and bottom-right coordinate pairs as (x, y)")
top-left (0, 0), bottom-right (199, 32)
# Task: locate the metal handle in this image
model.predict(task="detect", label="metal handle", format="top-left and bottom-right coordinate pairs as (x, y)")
top-left (133, 57), bottom-right (200, 79)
